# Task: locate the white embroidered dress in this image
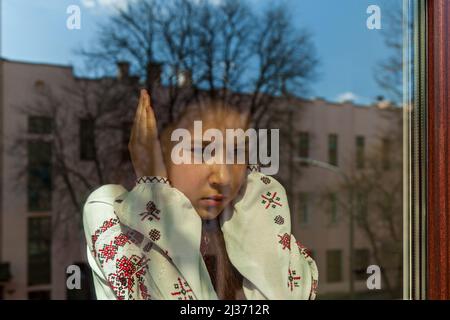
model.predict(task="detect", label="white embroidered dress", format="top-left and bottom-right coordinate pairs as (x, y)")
top-left (83, 168), bottom-right (319, 300)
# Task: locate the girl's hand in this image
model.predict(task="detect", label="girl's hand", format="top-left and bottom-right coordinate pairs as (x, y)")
top-left (128, 89), bottom-right (167, 179)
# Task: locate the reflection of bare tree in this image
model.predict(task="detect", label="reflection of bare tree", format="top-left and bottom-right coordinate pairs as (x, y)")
top-left (367, 0), bottom-right (404, 297)
top-left (12, 0), bottom-right (319, 236)
top-left (329, 108), bottom-right (403, 298)
top-left (374, 0), bottom-right (405, 104)
top-left (79, 0), bottom-right (318, 128)
top-left (10, 75), bottom-right (138, 236)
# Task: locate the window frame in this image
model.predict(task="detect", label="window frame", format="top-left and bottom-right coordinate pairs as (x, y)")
top-left (404, 0), bottom-right (427, 300)
top-left (425, 0), bottom-right (450, 300)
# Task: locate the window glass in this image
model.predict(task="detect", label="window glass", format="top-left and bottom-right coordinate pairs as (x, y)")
top-left (28, 116), bottom-right (53, 135)
top-left (27, 217), bottom-right (51, 286)
top-left (1, 0), bottom-right (418, 300)
top-left (27, 141), bottom-right (52, 212)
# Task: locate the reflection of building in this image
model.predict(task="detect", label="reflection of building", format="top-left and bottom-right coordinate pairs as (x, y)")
top-left (0, 59), bottom-right (92, 299)
top-left (0, 59), bottom-right (402, 299)
top-left (274, 98), bottom-right (402, 299)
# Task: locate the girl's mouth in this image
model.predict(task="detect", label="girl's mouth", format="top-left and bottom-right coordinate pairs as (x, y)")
top-left (200, 194), bottom-right (226, 207)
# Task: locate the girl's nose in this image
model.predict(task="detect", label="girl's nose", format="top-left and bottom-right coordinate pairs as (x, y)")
top-left (209, 163), bottom-right (231, 187)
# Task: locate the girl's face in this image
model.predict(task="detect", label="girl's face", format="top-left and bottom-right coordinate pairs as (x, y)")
top-left (166, 108), bottom-right (248, 220)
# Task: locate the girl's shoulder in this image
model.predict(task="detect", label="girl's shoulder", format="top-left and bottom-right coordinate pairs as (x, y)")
top-left (83, 184), bottom-right (128, 238)
top-left (85, 184), bottom-right (128, 205)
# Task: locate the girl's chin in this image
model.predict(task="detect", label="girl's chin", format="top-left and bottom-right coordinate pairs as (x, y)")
top-left (197, 207), bottom-right (223, 220)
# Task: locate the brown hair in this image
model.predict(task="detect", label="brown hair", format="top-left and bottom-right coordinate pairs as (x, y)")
top-left (201, 219), bottom-right (244, 300)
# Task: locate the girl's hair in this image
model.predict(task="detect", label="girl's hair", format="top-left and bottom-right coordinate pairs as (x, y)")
top-left (159, 98), bottom-right (249, 299)
top-left (202, 218), bottom-right (244, 300)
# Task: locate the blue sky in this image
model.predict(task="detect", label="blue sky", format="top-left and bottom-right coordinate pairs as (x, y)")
top-left (0, 0), bottom-right (401, 105)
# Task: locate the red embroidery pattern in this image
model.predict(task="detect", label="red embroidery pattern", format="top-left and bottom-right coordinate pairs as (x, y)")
top-left (278, 233), bottom-right (291, 250)
top-left (261, 191), bottom-right (282, 209)
top-left (139, 201), bottom-right (161, 222)
top-left (114, 233), bottom-right (132, 247)
top-left (261, 176), bottom-right (271, 184)
top-left (98, 242), bottom-right (118, 265)
top-left (149, 229), bottom-right (161, 242)
top-left (97, 233), bottom-right (133, 266)
top-left (310, 279), bottom-right (319, 299)
top-left (287, 268), bottom-right (302, 291)
top-left (139, 281), bottom-right (151, 300)
top-left (171, 277), bottom-right (194, 300)
top-left (116, 256), bottom-right (137, 278)
top-left (91, 218), bottom-right (120, 256)
top-left (107, 273), bottom-right (134, 300)
top-left (107, 255), bottom-right (150, 300)
top-left (296, 240), bottom-right (312, 258)
top-left (135, 258), bottom-right (151, 300)
top-left (274, 215), bottom-right (285, 225)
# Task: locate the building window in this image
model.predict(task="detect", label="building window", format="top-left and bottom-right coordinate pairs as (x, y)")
top-left (326, 249), bottom-right (342, 283)
top-left (28, 217), bottom-right (51, 286)
top-left (80, 118), bottom-right (95, 161)
top-left (298, 192), bottom-right (310, 225)
top-left (328, 134), bottom-right (338, 166)
top-left (28, 116), bottom-right (53, 134)
top-left (298, 132), bottom-right (309, 165)
top-left (28, 290), bottom-right (51, 300)
top-left (354, 249), bottom-right (371, 281)
top-left (27, 141), bottom-right (52, 212)
top-left (329, 193), bottom-right (338, 225)
top-left (356, 135), bottom-right (365, 169)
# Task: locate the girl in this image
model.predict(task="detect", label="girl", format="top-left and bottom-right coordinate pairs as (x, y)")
top-left (83, 89), bottom-right (318, 300)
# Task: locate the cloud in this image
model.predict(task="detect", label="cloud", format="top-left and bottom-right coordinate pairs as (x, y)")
top-left (336, 92), bottom-right (359, 103)
top-left (82, 0), bottom-right (223, 12)
top-left (81, 0), bottom-right (96, 8)
top-left (81, 0), bottom-right (136, 11)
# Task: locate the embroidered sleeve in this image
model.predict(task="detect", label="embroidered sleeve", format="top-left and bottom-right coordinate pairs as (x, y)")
top-left (111, 176), bottom-right (211, 300)
top-left (220, 172), bottom-right (319, 300)
top-left (112, 176), bottom-right (201, 254)
top-left (83, 184), bottom-right (156, 300)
